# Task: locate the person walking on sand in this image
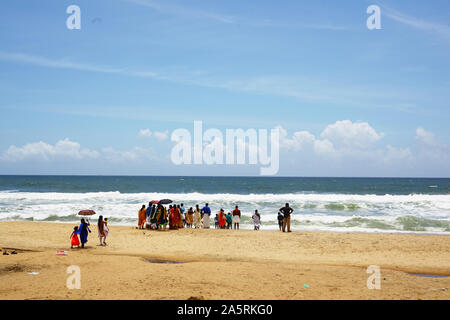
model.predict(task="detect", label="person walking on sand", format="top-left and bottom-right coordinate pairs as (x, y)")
top-left (194, 204), bottom-right (202, 228)
top-left (76, 218), bottom-right (91, 248)
top-left (252, 210), bottom-right (261, 231)
top-left (70, 226), bottom-right (80, 249)
top-left (97, 215), bottom-right (107, 246)
top-left (138, 205), bottom-right (146, 229)
top-left (280, 203), bottom-right (293, 232)
top-left (232, 205), bottom-right (241, 230)
top-left (201, 203), bottom-right (211, 228)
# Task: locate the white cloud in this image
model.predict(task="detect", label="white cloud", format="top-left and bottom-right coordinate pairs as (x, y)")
top-left (383, 145), bottom-right (413, 164)
top-left (0, 139), bottom-right (157, 164)
top-left (416, 127), bottom-right (439, 148)
top-left (314, 139), bottom-right (335, 156)
top-left (101, 146), bottom-right (155, 162)
top-left (276, 120), bottom-right (415, 167)
top-left (153, 130), bottom-right (169, 141)
top-left (139, 128), bottom-right (152, 137)
top-left (1, 138), bottom-right (99, 161)
top-left (277, 126), bottom-right (316, 152)
top-left (320, 120), bottom-right (384, 149)
top-left (415, 127), bottom-right (449, 163)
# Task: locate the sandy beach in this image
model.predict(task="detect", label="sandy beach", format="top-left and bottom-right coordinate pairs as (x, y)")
top-left (0, 221), bottom-right (449, 300)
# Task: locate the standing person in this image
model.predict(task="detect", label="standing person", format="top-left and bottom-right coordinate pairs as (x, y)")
top-left (163, 206), bottom-right (168, 230)
top-left (226, 212), bottom-right (232, 229)
top-left (194, 204), bottom-right (202, 228)
top-left (177, 204), bottom-right (184, 228)
top-left (232, 205), bottom-right (241, 230)
top-left (277, 211), bottom-right (284, 231)
top-left (103, 218), bottom-right (110, 245)
top-left (149, 204), bottom-right (157, 229)
top-left (76, 218), bottom-right (91, 248)
top-left (252, 210), bottom-right (261, 231)
top-left (214, 214), bottom-right (219, 229)
top-left (280, 203), bottom-right (293, 232)
top-left (201, 203), bottom-right (211, 228)
top-left (156, 204), bottom-right (167, 230)
top-left (180, 203), bottom-right (186, 227)
top-left (138, 205), bottom-right (146, 229)
top-left (98, 215), bottom-right (107, 246)
top-left (218, 209), bottom-right (226, 229)
top-left (169, 205), bottom-right (178, 230)
top-left (70, 226), bottom-right (80, 249)
top-left (186, 207), bottom-right (194, 228)
top-left (146, 202), bottom-right (152, 220)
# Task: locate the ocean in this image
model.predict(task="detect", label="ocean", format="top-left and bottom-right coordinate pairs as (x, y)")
top-left (0, 175), bottom-right (449, 234)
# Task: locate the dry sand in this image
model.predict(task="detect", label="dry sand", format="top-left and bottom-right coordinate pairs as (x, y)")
top-left (0, 221), bottom-right (449, 300)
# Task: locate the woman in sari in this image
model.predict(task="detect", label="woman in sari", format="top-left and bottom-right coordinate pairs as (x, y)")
top-left (176, 205), bottom-right (184, 229)
top-left (76, 218), bottom-right (91, 248)
top-left (218, 209), bottom-right (226, 229)
top-left (186, 207), bottom-right (194, 228)
top-left (169, 205), bottom-right (179, 230)
top-left (193, 204), bottom-right (201, 228)
top-left (138, 205), bottom-right (146, 229)
top-left (155, 204), bottom-right (165, 230)
top-left (97, 215), bottom-right (108, 246)
top-left (252, 210), bottom-right (261, 231)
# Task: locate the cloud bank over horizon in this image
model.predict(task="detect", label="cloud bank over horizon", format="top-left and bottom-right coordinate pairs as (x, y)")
top-left (1, 120), bottom-right (448, 177)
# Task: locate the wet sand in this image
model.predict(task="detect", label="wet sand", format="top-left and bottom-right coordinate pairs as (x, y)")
top-left (0, 221), bottom-right (449, 300)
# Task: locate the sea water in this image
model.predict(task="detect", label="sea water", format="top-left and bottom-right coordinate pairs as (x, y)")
top-left (0, 176), bottom-right (449, 234)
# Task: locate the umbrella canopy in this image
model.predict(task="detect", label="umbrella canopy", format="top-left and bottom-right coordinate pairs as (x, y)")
top-left (78, 210), bottom-right (96, 216)
top-left (159, 199), bottom-right (172, 205)
top-left (150, 200), bottom-right (159, 204)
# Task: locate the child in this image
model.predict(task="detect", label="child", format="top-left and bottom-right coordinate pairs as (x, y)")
top-left (71, 226), bottom-right (80, 248)
top-left (226, 212), bottom-right (232, 229)
top-left (214, 214), bottom-right (219, 229)
top-left (103, 218), bottom-right (110, 245)
top-left (277, 211), bottom-right (284, 231)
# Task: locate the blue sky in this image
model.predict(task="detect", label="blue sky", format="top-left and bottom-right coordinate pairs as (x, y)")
top-left (0, 0), bottom-right (449, 176)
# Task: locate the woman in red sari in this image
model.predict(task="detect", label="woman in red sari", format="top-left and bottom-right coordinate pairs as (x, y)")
top-left (169, 205), bottom-right (177, 230)
top-left (171, 205), bottom-right (180, 230)
top-left (218, 209), bottom-right (226, 229)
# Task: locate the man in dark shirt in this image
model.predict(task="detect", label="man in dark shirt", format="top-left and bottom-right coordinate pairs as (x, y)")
top-left (232, 205), bottom-right (241, 230)
top-left (279, 203), bottom-right (293, 232)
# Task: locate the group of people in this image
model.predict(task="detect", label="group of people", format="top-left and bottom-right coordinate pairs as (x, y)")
top-left (136, 202), bottom-right (294, 232)
top-left (68, 202), bottom-right (294, 248)
top-left (70, 216), bottom-right (110, 248)
top-left (138, 202), bottom-right (245, 230)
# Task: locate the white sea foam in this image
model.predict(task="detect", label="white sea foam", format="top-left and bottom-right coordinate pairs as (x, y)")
top-left (0, 191), bottom-right (449, 233)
